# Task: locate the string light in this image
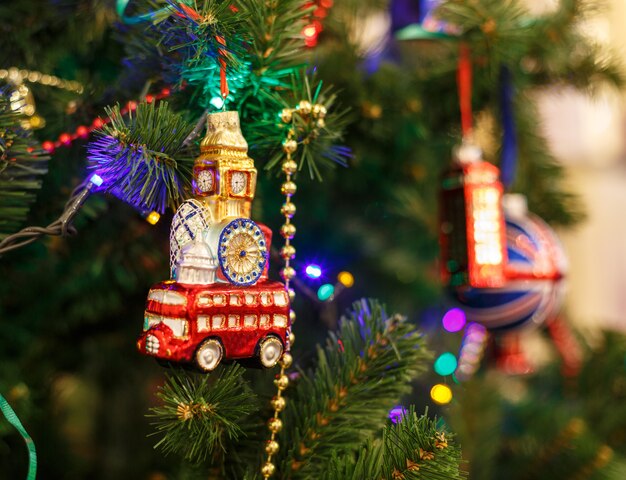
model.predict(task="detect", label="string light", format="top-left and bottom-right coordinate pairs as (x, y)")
top-left (337, 271), bottom-right (354, 288)
top-left (430, 384), bottom-right (453, 405)
top-left (305, 264), bottom-right (322, 279)
top-left (434, 352), bottom-right (458, 376)
top-left (389, 406), bottom-right (407, 424)
top-left (40, 88), bottom-right (173, 153)
top-left (89, 173), bottom-right (103, 187)
top-left (442, 308), bottom-right (466, 332)
top-left (317, 283), bottom-right (334, 301)
top-left (145, 211), bottom-right (161, 225)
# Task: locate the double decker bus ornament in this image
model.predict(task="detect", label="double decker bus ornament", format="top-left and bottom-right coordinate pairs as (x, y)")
top-left (138, 111), bottom-right (291, 371)
top-left (439, 142), bottom-right (507, 289)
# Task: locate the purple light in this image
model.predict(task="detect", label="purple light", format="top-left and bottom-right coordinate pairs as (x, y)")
top-left (389, 406), bottom-right (407, 424)
top-left (305, 264), bottom-right (322, 279)
top-left (442, 308), bottom-right (466, 332)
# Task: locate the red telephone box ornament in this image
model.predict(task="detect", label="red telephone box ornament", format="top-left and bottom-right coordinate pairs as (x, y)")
top-left (440, 143), bottom-right (507, 289)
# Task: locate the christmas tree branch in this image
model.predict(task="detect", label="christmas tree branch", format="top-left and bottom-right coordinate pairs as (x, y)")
top-left (148, 364), bottom-right (260, 464)
top-left (322, 408), bottom-right (466, 480)
top-left (0, 89), bottom-right (49, 240)
top-left (274, 299), bottom-right (432, 478)
top-left (87, 100), bottom-right (196, 213)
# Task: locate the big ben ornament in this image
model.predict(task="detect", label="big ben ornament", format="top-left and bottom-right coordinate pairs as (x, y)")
top-left (140, 111), bottom-right (290, 371)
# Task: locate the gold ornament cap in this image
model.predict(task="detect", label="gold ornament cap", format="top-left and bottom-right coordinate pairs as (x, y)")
top-left (201, 111), bottom-right (248, 151)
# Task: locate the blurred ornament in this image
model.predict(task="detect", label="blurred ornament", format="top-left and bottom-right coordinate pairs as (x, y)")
top-left (449, 194), bottom-right (567, 331)
top-left (494, 332), bottom-right (534, 375)
top-left (394, 0), bottom-right (460, 40)
top-left (439, 142), bottom-right (508, 289)
top-left (337, 271), bottom-right (354, 288)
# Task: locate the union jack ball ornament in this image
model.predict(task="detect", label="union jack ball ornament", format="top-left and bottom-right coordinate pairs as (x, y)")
top-left (449, 194), bottom-right (567, 332)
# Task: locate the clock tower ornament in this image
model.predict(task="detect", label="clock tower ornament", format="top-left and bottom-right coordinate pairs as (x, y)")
top-left (142, 110), bottom-right (291, 373)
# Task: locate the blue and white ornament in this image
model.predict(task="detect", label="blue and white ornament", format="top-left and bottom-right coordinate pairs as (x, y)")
top-left (449, 194), bottom-right (567, 331)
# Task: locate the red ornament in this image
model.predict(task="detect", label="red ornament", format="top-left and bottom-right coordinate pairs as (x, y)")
top-left (92, 117), bottom-right (104, 129)
top-left (439, 143), bottom-right (507, 289)
top-left (137, 280), bottom-right (290, 371)
top-left (139, 110), bottom-right (290, 372)
top-left (42, 141), bottom-right (55, 153)
top-left (59, 133), bottom-right (72, 145)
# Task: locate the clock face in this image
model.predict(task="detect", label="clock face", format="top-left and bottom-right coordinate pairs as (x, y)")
top-left (230, 171), bottom-right (247, 195)
top-left (196, 169), bottom-right (214, 194)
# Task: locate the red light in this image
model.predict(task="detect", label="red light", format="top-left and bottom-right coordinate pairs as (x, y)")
top-left (128, 101), bottom-right (138, 111)
top-left (42, 141), bottom-right (54, 152)
top-left (76, 126), bottom-right (89, 137)
top-left (92, 118), bottom-right (104, 129)
top-left (59, 133), bottom-right (71, 145)
top-left (320, 0), bottom-right (333, 7)
top-left (314, 7), bottom-right (327, 18)
top-left (145, 94), bottom-right (154, 103)
top-left (161, 88), bottom-right (171, 96)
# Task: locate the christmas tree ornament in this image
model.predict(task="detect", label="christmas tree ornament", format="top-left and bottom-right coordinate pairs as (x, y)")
top-left (440, 42), bottom-right (508, 290)
top-left (439, 141), bottom-right (508, 289)
top-left (449, 194), bottom-right (567, 331)
top-left (138, 111), bottom-right (291, 372)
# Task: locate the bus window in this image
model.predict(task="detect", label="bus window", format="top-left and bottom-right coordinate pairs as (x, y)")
top-left (273, 292), bottom-right (287, 307)
top-left (228, 315), bottom-right (240, 329)
top-left (213, 294), bottom-right (226, 306)
top-left (212, 315), bottom-right (225, 330)
top-left (260, 292), bottom-right (272, 306)
top-left (197, 315), bottom-right (210, 332)
top-left (244, 315), bottom-right (257, 328)
top-left (163, 318), bottom-right (189, 338)
top-left (260, 314), bottom-right (270, 326)
top-left (197, 294), bottom-right (213, 307)
top-left (230, 294), bottom-right (241, 306)
top-left (273, 314), bottom-right (288, 328)
top-left (244, 293), bottom-right (256, 305)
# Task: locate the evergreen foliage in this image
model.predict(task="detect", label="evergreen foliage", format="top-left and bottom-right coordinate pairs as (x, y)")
top-left (87, 100), bottom-right (196, 212)
top-left (0, 90), bottom-right (50, 240)
top-left (149, 365), bottom-right (259, 463)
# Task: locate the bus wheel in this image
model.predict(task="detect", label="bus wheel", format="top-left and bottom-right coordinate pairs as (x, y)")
top-left (195, 338), bottom-right (223, 372)
top-left (259, 336), bottom-right (283, 368)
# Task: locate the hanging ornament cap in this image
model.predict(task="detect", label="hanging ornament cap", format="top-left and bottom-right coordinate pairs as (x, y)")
top-left (452, 141), bottom-right (483, 165)
top-left (502, 193), bottom-right (528, 220)
top-left (201, 111), bottom-right (248, 152)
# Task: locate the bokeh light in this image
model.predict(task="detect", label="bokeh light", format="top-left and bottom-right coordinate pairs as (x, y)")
top-left (389, 406), bottom-right (407, 424)
top-left (305, 264), bottom-right (322, 279)
top-left (434, 352), bottom-right (458, 376)
top-left (317, 283), bottom-right (335, 301)
top-left (337, 271), bottom-right (354, 288)
top-left (430, 384), bottom-right (453, 405)
top-left (442, 308), bottom-right (466, 332)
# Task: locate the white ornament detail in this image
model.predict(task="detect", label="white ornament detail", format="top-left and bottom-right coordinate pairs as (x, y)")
top-left (196, 169), bottom-right (214, 193)
top-left (231, 171), bottom-right (247, 194)
top-left (170, 199), bottom-right (213, 277)
top-left (176, 236), bottom-right (219, 285)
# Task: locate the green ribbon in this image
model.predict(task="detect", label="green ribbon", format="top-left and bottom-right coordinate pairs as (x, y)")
top-left (0, 393), bottom-right (36, 480)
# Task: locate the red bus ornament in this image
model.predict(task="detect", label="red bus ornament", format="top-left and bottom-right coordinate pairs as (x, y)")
top-left (137, 111), bottom-right (290, 371)
top-left (439, 142), bottom-right (507, 289)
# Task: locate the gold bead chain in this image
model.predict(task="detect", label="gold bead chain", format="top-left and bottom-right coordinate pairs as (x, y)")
top-left (0, 67), bottom-right (84, 94)
top-left (261, 127), bottom-right (298, 478)
top-left (261, 100), bottom-right (327, 478)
